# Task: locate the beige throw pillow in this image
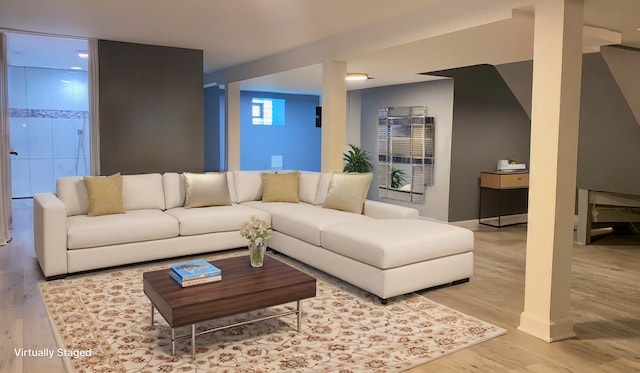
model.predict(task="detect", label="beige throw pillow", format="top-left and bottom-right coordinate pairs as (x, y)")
top-left (262, 171), bottom-right (300, 203)
top-left (323, 173), bottom-right (373, 214)
top-left (184, 172), bottom-right (232, 208)
top-left (83, 173), bottom-right (125, 216)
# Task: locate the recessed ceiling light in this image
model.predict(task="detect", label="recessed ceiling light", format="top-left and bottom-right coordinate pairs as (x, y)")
top-left (70, 66), bottom-right (82, 70)
top-left (346, 73), bottom-right (369, 81)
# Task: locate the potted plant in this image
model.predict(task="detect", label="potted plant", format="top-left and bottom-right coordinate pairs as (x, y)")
top-left (343, 144), bottom-right (372, 173)
top-left (390, 167), bottom-right (406, 189)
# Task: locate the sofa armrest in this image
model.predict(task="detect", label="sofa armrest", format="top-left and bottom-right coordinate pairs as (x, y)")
top-left (33, 192), bottom-right (68, 278)
top-left (363, 200), bottom-right (419, 219)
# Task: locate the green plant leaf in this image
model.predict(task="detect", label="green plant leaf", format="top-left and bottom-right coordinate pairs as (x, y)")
top-left (390, 167), bottom-right (406, 188)
top-left (343, 144), bottom-right (372, 173)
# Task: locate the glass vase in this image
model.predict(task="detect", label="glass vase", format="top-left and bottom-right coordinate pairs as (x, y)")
top-left (249, 242), bottom-right (266, 267)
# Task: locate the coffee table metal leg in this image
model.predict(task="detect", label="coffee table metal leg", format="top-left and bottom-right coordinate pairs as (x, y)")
top-left (171, 328), bottom-right (176, 356)
top-left (297, 300), bottom-right (301, 332)
top-left (150, 304), bottom-right (155, 325)
top-left (162, 300), bottom-right (306, 358)
top-left (191, 324), bottom-right (196, 359)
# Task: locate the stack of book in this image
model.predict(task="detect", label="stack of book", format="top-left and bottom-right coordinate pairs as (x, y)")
top-left (169, 260), bottom-right (222, 287)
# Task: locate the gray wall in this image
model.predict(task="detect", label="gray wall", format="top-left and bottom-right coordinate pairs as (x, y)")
top-left (577, 52), bottom-right (640, 194)
top-left (496, 53), bottom-right (640, 196)
top-left (357, 79), bottom-right (454, 220)
top-left (496, 60), bottom-right (533, 118)
top-left (98, 40), bottom-right (204, 175)
top-left (601, 46), bottom-right (640, 126)
top-left (429, 64), bottom-right (532, 222)
top-left (356, 52), bottom-right (640, 222)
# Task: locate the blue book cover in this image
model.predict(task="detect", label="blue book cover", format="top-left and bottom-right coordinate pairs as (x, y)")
top-left (169, 270), bottom-right (221, 287)
top-left (170, 260), bottom-right (221, 281)
top-left (169, 271), bottom-right (185, 286)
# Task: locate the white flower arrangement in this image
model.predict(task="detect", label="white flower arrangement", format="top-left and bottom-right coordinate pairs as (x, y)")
top-left (240, 216), bottom-right (272, 246)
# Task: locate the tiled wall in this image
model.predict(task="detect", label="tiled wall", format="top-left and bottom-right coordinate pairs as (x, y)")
top-left (8, 66), bottom-right (89, 198)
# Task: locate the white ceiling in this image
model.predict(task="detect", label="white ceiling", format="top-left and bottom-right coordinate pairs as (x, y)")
top-left (1, 0), bottom-right (638, 95)
top-left (6, 33), bottom-right (88, 71)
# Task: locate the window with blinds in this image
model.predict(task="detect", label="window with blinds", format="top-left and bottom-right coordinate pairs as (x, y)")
top-left (378, 106), bottom-right (434, 203)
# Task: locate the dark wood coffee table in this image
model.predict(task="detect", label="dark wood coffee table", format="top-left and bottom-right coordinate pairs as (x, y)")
top-left (143, 255), bottom-right (316, 358)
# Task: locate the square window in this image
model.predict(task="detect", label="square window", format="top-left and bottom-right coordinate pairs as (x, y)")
top-left (252, 98), bottom-right (284, 125)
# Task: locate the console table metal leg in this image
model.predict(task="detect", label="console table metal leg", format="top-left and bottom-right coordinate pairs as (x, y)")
top-left (171, 328), bottom-right (176, 356)
top-left (191, 324), bottom-right (196, 359)
top-left (297, 300), bottom-right (301, 332)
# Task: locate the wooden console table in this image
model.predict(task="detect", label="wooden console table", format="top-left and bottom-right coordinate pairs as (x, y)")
top-left (479, 171), bottom-right (529, 227)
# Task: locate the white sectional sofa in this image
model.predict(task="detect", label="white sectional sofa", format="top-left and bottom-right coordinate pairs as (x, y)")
top-left (33, 170), bottom-right (474, 302)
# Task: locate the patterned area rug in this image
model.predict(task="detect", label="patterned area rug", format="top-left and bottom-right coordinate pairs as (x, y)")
top-left (40, 250), bottom-right (506, 372)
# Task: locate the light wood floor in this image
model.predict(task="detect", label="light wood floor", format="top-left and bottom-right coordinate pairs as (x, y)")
top-left (1, 200), bottom-right (639, 372)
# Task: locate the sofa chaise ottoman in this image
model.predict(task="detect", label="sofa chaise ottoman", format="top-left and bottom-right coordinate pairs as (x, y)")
top-left (263, 216), bottom-right (474, 303)
top-left (320, 219), bottom-right (473, 302)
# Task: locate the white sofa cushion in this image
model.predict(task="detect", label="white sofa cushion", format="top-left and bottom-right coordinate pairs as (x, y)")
top-left (233, 171), bottom-right (264, 203)
top-left (122, 173), bottom-right (166, 211)
top-left (363, 200), bottom-right (420, 219)
top-left (314, 172), bottom-right (333, 205)
top-left (57, 176), bottom-right (89, 216)
top-left (321, 219), bottom-right (474, 269)
top-left (298, 171), bottom-right (320, 204)
top-left (226, 172), bottom-right (238, 203)
top-left (243, 200), bottom-right (371, 246)
top-left (67, 209), bottom-right (179, 249)
top-left (233, 170), bottom-right (323, 204)
top-left (241, 200), bottom-right (308, 216)
top-left (164, 172), bottom-right (237, 209)
top-left (162, 173), bottom-right (186, 210)
top-left (165, 205), bottom-right (270, 236)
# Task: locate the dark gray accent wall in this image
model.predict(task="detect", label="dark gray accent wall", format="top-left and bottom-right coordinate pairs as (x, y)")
top-left (496, 60), bottom-right (533, 118)
top-left (428, 64), bottom-right (531, 222)
top-left (495, 54), bottom-right (640, 196)
top-left (577, 53), bottom-right (640, 194)
top-left (601, 46), bottom-right (640, 126)
top-left (98, 40), bottom-right (204, 175)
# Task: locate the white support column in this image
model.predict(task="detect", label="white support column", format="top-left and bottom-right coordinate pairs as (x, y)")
top-left (321, 61), bottom-right (347, 173)
top-left (225, 82), bottom-right (240, 171)
top-left (518, 0), bottom-right (584, 342)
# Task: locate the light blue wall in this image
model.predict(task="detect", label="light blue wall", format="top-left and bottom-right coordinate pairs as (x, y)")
top-left (204, 86), bottom-right (222, 171)
top-left (204, 90), bottom-right (320, 171)
top-left (240, 91), bottom-right (320, 171)
top-left (8, 66), bottom-right (89, 197)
